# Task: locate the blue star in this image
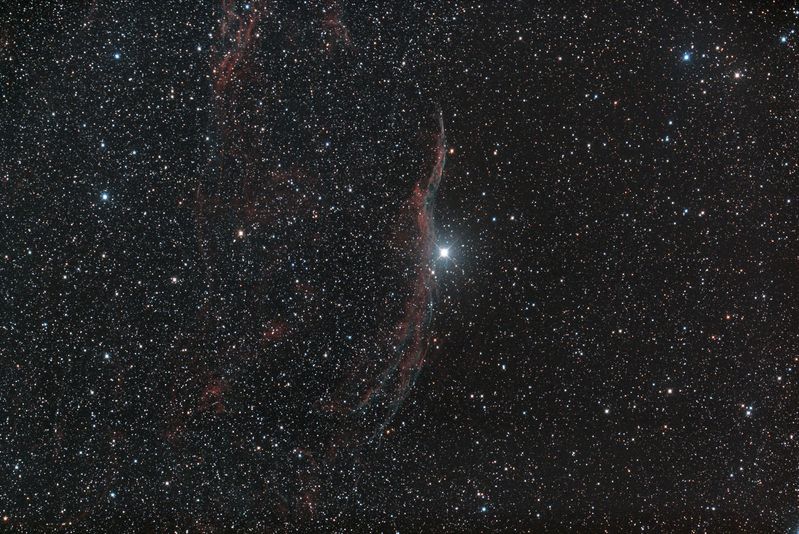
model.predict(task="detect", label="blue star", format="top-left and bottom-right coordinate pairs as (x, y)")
top-left (682, 52), bottom-right (691, 61)
top-left (113, 52), bottom-right (121, 60)
top-left (100, 192), bottom-right (109, 201)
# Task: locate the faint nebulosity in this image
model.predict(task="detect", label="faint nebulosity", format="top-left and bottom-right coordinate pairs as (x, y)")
top-left (1, 1), bottom-right (798, 531)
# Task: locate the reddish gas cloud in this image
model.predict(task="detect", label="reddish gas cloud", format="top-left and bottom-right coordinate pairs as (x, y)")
top-left (212, 0), bottom-right (266, 94)
top-left (180, 0), bottom-right (447, 521)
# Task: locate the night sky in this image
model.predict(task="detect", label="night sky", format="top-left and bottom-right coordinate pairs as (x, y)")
top-left (2, 1), bottom-right (798, 531)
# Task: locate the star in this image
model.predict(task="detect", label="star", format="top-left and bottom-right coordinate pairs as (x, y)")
top-left (438, 247), bottom-right (449, 258)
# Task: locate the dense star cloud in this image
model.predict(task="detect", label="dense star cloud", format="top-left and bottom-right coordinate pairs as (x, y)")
top-left (1, 1), bottom-right (798, 531)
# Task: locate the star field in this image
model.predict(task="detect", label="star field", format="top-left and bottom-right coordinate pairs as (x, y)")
top-left (1, 1), bottom-right (798, 531)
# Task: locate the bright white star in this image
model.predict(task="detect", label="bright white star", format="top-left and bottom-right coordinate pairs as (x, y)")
top-left (438, 247), bottom-right (449, 258)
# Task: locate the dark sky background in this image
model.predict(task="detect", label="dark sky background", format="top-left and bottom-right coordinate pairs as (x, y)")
top-left (2, 1), bottom-right (798, 531)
